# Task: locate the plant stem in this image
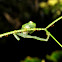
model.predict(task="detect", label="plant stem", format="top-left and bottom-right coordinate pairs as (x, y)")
top-left (46, 29), bottom-right (62, 47)
top-left (0, 28), bottom-right (45, 38)
top-left (46, 16), bottom-right (62, 29)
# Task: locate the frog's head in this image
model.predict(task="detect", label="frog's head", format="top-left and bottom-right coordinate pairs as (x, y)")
top-left (22, 21), bottom-right (36, 29)
top-left (21, 21), bottom-right (36, 34)
top-left (28, 21), bottom-right (36, 28)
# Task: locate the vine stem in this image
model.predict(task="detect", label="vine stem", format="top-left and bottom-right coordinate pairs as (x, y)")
top-left (0, 28), bottom-right (45, 38)
top-left (45, 29), bottom-right (62, 47)
top-left (46, 16), bottom-right (62, 29)
top-left (45, 16), bottom-right (62, 47)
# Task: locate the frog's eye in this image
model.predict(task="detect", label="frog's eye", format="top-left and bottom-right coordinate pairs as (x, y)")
top-left (29, 21), bottom-right (33, 23)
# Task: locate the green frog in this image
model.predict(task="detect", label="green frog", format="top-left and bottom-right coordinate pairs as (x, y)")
top-left (13, 21), bottom-right (50, 41)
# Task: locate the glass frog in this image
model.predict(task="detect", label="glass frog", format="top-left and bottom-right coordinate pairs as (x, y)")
top-left (13, 21), bottom-right (50, 41)
top-left (13, 21), bottom-right (36, 41)
top-left (21, 21), bottom-right (36, 34)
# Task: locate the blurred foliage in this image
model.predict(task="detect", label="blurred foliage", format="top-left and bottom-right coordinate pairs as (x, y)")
top-left (20, 51), bottom-right (62, 62)
top-left (20, 56), bottom-right (45, 62)
top-left (0, 0), bottom-right (39, 21)
top-left (20, 56), bottom-right (42, 62)
top-left (39, 0), bottom-right (62, 18)
top-left (46, 50), bottom-right (62, 62)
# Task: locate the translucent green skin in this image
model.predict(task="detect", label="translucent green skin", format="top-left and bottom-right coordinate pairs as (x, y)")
top-left (22, 21), bottom-right (36, 29)
top-left (21, 21), bottom-right (36, 34)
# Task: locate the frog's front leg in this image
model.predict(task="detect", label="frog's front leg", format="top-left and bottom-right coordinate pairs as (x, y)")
top-left (13, 33), bottom-right (20, 41)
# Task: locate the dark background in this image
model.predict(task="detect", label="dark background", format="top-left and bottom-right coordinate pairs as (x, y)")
top-left (0, 0), bottom-right (62, 62)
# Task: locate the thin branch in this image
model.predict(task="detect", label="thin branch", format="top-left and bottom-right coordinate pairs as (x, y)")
top-left (46, 29), bottom-right (62, 47)
top-left (46, 16), bottom-right (62, 29)
top-left (0, 28), bottom-right (45, 38)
